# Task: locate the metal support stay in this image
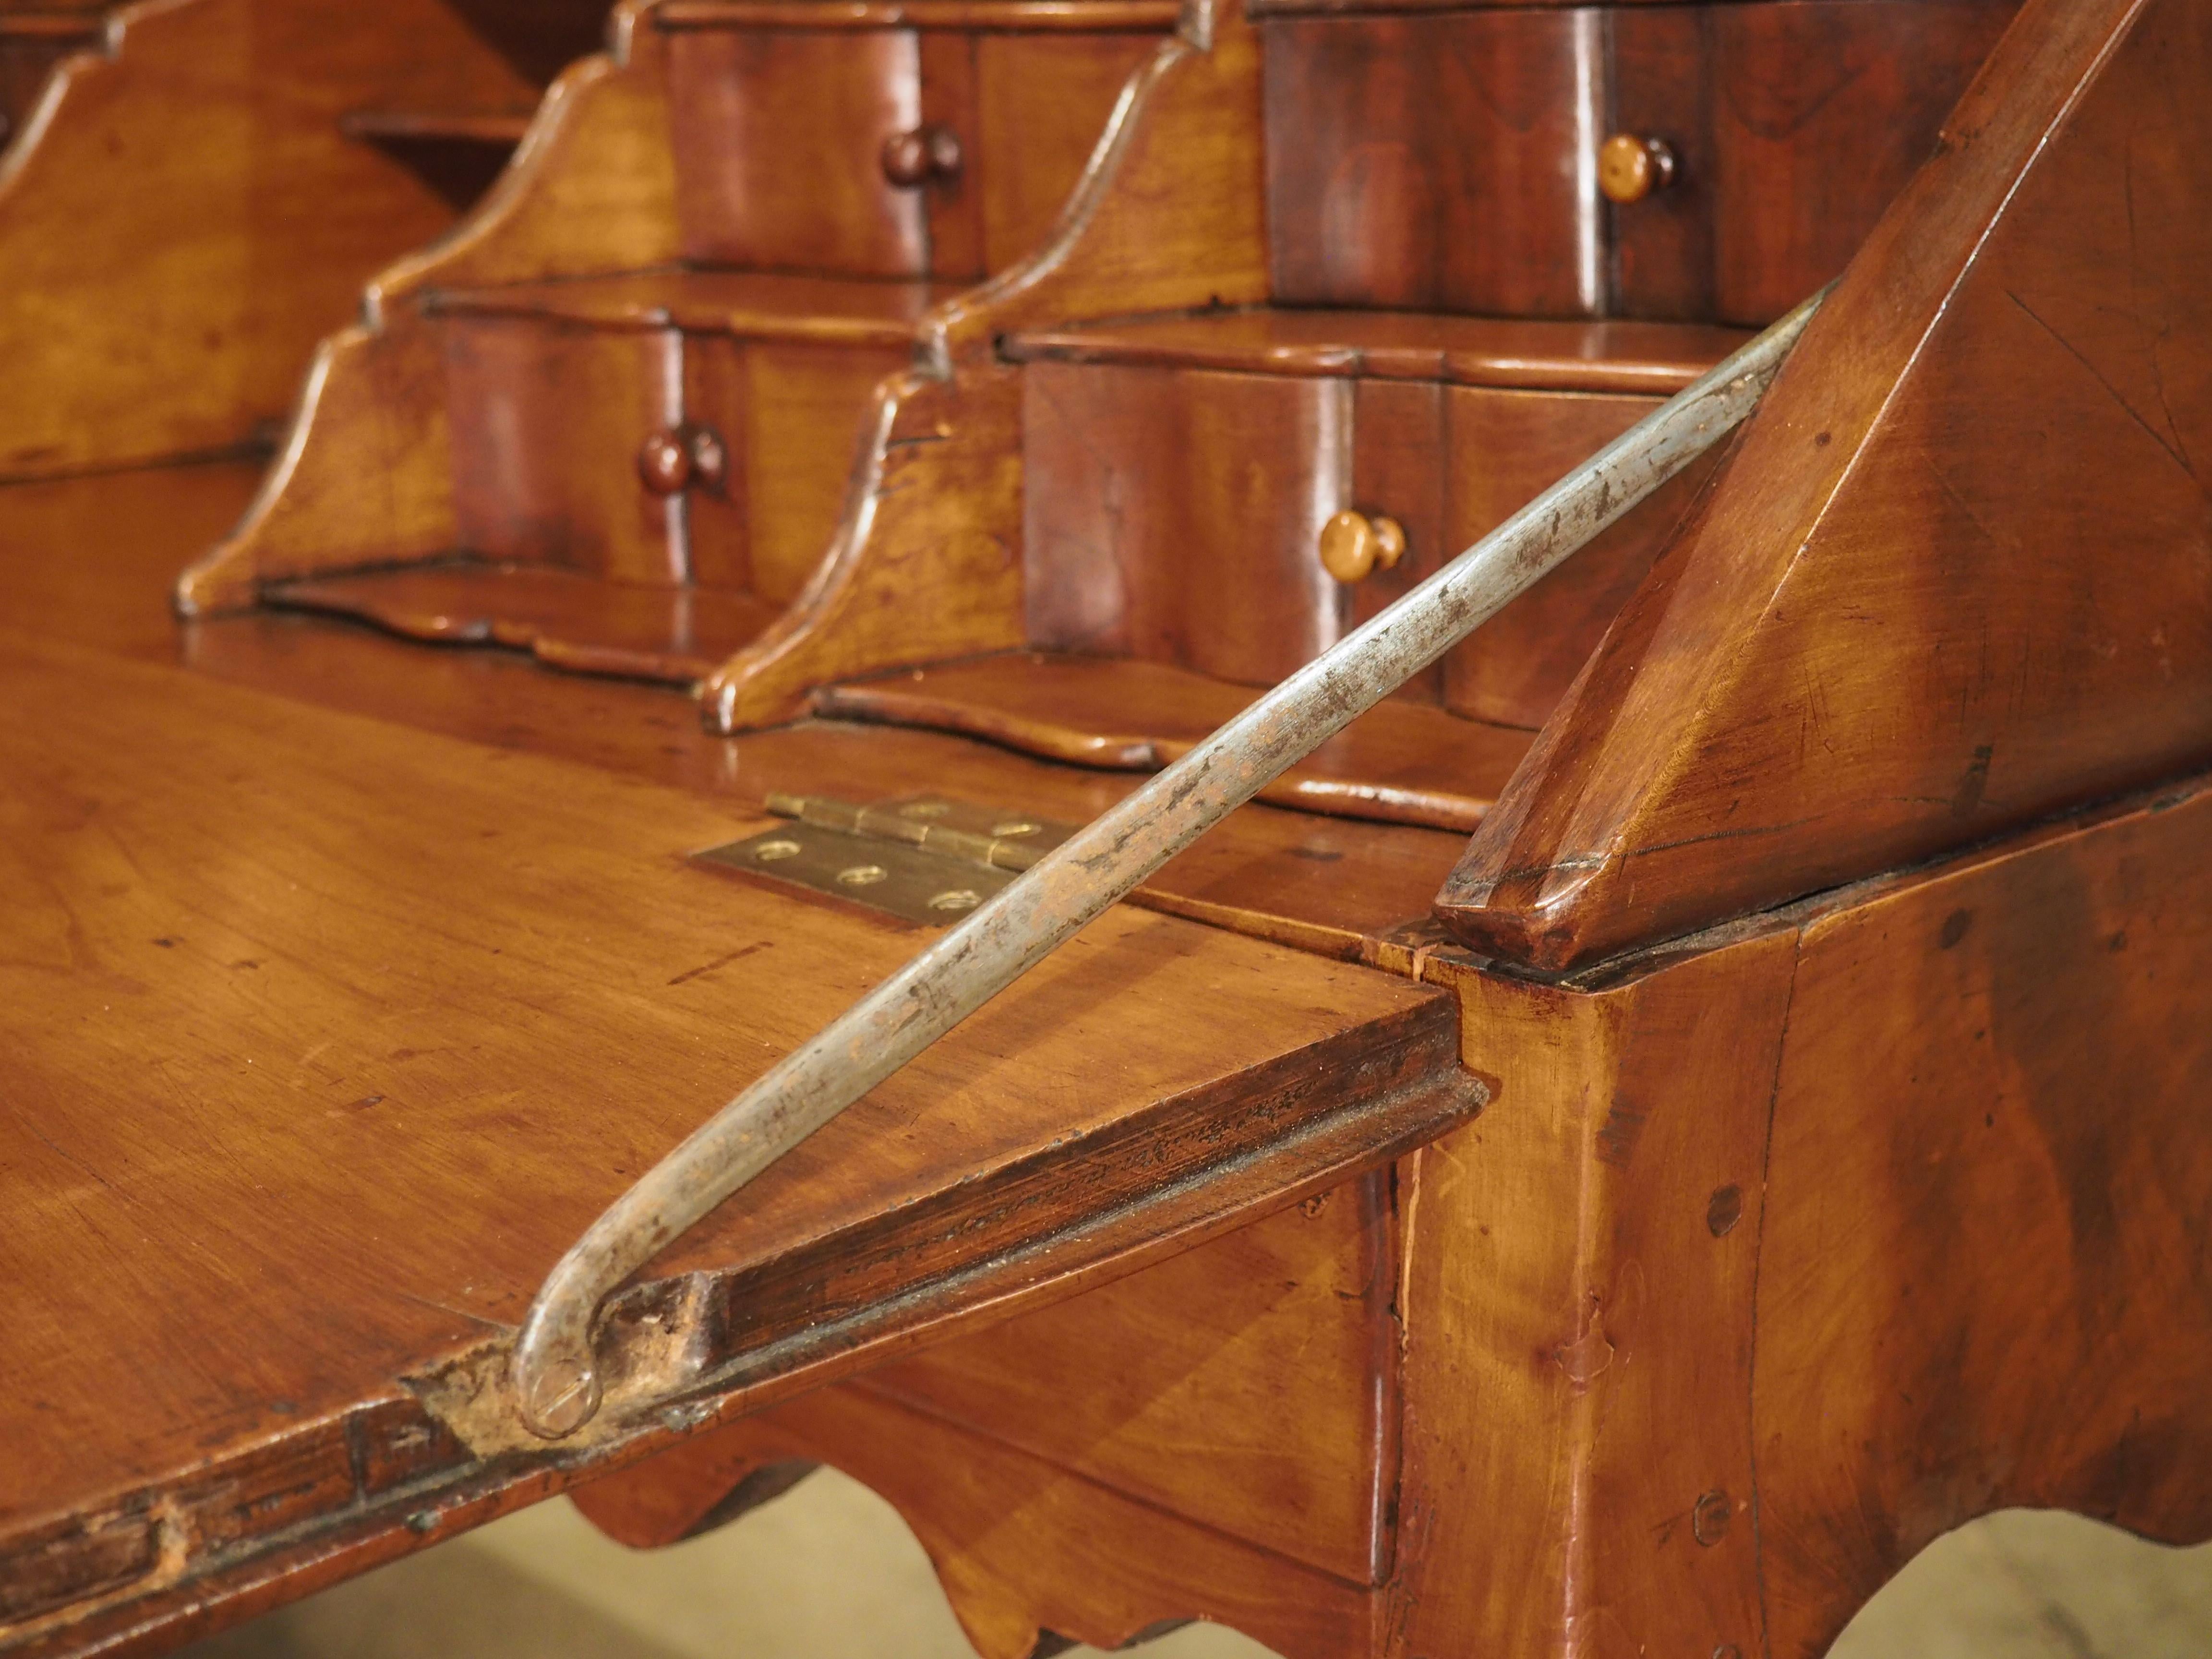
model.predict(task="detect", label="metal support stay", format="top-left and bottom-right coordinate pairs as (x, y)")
top-left (512, 288), bottom-right (1830, 1438)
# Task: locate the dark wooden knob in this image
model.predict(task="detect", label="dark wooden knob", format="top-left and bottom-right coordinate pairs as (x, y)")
top-left (1318, 510), bottom-right (1407, 584)
top-left (881, 124), bottom-right (962, 188)
top-left (637, 429), bottom-right (692, 496)
top-left (685, 423), bottom-right (729, 494)
top-left (1599, 133), bottom-right (1678, 205)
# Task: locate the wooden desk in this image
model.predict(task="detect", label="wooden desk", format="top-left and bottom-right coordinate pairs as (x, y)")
top-left (0, 508), bottom-right (1474, 1649)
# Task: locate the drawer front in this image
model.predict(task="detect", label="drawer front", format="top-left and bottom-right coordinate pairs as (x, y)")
top-left (1705, 0), bottom-right (2017, 323)
top-left (667, 28), bottom-right (928, 277)
top-left (684, 338), bottom-right (910, 602)
top-left (1264, 9), bottom-right (1608, 318)
top-left (1440, 385), bottom-right (1715, 730)
top-left (1024, 360), bottom-right (1353, 689)
top-left (443, 315), bottom-right (681, 582)
top-left (1264, 0), bottom-right (2020, 325)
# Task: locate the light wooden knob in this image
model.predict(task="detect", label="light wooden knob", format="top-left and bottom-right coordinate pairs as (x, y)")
top-left (881, 124), bottom-right (963, 188)
top-left (1598, 133), bottom-right (1678, 205)
top-left (1318, 510), bottom-right (1407, 584)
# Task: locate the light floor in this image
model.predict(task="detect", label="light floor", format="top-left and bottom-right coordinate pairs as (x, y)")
top-left (184, 1468), bottom-right (2212, 1659)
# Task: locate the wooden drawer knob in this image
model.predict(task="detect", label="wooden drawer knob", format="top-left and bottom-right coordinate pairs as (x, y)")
top-left (637, 429), bottom-right (692, 495)
top-left (881, 124), bottom-right (963, 188)
top-left (1319, 510), bottom-right (1407, 584)
top-left (1598, 133), bottom-right (1678, 205)
top-left (637, 423), bottom-right (728, 496)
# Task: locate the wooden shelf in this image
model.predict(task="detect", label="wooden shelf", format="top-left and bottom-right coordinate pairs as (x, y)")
top-left (1004, 308), bottom-right (1754, 395)
top-left (266, 560), bottom-right (785, 682)
top-left (653, 0), bottom-right (1185, 34)
top-left (814, 652), bottom-right (1536, 833)
top-left (423, 267), bottom-right (964, 348)
top-left (339, 107), bottom-right (536, 145)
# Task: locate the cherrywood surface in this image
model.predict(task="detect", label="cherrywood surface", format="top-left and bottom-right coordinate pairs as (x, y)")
top-left (178, 0), bottom-right (1193, 708)
top-left (22, 2), bottom-right (2212, 1655)
top-left (857, 1172), bottom-right (1397, 1587)
top-left (20, 457), bottom-right (1479, 982)
top-left (442, 314), bottom-right (680, 580)
top-left (422, 267), bottom-right (963, 344)
top-left (1707, 0), bottom-right (2019, 324)
top-left (570, 1382), bottom-right (1381, 1659)
top-left (1751, 771), bottom-right (2212, 1658)
top-left (1022, 361), bottom-right (1350, 689)
top-left (814, 651), bottom-right (1534, 832)
top-left (1438, 0), bottom-right (2212, 970)
top-left (666, 25), bottom-right (928, 275)
top-left (266, 562), bottom-right (781, 679)
top-left (1259, 0), bottom-right (2014, 325)
top-left (654, 0), bottom-right (1184, 27)
top-left (0, 0), bottom-right (551, 481)
top-left (1439, 386), bottom-right (1726, 730)
top-left (1386, 927), bottom-right (1800, 1659)
top-left (1005, 307), bottom-right (1748, 391)
top-left (1019, 353), bottom-right (1722, 738)
top-left (565, 763), bottom-right (2212, 1659)
top-left (0, 623), bottom-right (1472, 1650)
top-left (1263, 8), bottom-right (1607, 318)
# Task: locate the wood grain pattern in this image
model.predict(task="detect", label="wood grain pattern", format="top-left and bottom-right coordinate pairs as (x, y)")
top-left (812, 652), bottom-right (1535, 832)
top-left (265, 562), bottom-right (781, 680)
top-left (1439, 385), bottom-right (1724, 731)
top-left (1005, 307), bottom-right (1748, 393)
top-left (1438, 0), bottom-right (2212, 971)
top-left (176, 319), bottom-right (458, 614)
top-left (1750, 774), bottom-right (2212, 1659)
top-left (1022, 361), bottom-right (1349, 689)
top-left (572, 1383), bottom-right (1382, 1659)
top-left (0, 628), bottom-right (1471, 1649)
top-left (0, 0), bottom-right (535, 481)
top-left (369, 14), bottom-right (680, 307)
top-left (26, 456), bottom-right (1480, 1020)
top-left (443, 314), bottom-right (678, 580)
top-left (664, 25), bottom-right (926, 276)
top-left (1260, 0), bottom-right (2012, 324)
top-left (970, 30), bottom-right (1160, 272)
top-left (700, 364), bottom-right (1029, 728)
top-left (1708, 0), bottom-right (2019, 324)
top-left (922, 0), bottom-right (1266, 367)
top-left (1262, 9), bottom-right (1605, 317)
top-left (1386, 929), bottom-right (1798, 1659)
top-left (859, 1171), bottom-right (1397, 1586)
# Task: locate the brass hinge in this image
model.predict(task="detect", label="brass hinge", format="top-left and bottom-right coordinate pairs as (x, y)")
top-left (693, 793), bottom-right (1076, 925)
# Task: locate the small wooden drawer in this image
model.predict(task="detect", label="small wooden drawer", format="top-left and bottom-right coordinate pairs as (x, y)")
top-left (1261, 0), bottom-right (2019, 325)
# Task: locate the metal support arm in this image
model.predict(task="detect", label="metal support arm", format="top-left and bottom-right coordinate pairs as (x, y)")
top-left (512, 288), bottom-right (1829, 1438)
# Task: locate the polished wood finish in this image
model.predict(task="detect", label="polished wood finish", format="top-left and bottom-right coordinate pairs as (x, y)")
top-left (24, 3), bottom-right (2212, 1657)
top-left (178, 0), bottom-right (1190, 704)
top-left (1012, 323), bottom-right (1731, 774)
top-left (813, 652), bottom-right (1534, 832)
top-left (1317, 507), bottom-right (1404, 585)
top-left (866, 1172), bottom-right (1398, 1585)
top-left (1439, 383), bottom-right (1726, 731)
top-left (1264, 8), bottom-right (1606, 317)
top-left (1708, 0), bottom-right (2018, 324)
top-left (1597, 131), bottom-right (1674, 205)
top-left (572, 1382), bottom-right (1379, 1659)
top-left (1006, 307), bottom-right (1750, 392)
top-left (0, 622), bottom-right (1471, 1651)
top-left (564, 761), bottom-right (2212, 1659)
top-left (1438, 0), bottom-right (2212, 969)
top-left (667, 26), bottom-right (928, 275)
top-left (0, 0), bottom-right (556, 481)
top-left (1261, 0), bottom-right (2014, 325)
top-left (12, 456), bottom-right (1481, 970)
